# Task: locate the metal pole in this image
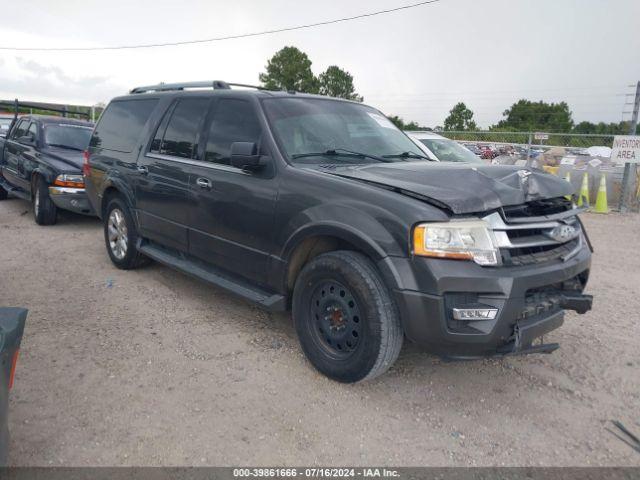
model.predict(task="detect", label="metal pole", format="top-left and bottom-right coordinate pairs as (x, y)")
top-left (526, 132), bottom-right (532, 166)
top-left (619, 81), bottom-right (640, 212)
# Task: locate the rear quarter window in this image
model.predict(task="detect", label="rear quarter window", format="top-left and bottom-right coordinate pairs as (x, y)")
top-left (90, 99), bottom-right (158, 153)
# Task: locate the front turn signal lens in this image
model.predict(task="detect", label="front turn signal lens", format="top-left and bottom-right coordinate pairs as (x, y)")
top-left (412, 220), bottom-right (499, 266)
top-left (54, 174), bottom-right (84, 188)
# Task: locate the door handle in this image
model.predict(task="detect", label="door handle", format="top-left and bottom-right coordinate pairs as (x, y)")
top-left (196, 177), bottom-right (212, 189)
top-left (137, 165), bottom-right (149, 175)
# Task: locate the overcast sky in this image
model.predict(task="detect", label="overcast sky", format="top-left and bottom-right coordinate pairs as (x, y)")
top-left (1, 0), bottom-right (639, 128)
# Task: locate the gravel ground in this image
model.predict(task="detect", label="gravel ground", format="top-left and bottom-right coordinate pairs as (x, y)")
top-left (1, 197), bottom-right (639, 466)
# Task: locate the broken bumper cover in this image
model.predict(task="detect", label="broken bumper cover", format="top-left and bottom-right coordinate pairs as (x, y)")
top-left (48, 186), bottom-right (95, 216)
top-left (383, 238), bottom-right (592, 358)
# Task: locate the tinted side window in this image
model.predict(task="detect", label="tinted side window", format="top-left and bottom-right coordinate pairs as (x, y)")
top-left (90, 99), bottom-right (158, 152)
top-left (159, 98), bottom-right (209, 159)
top-left (205, 100), bottom-right (262, 165)
top-left (149, 103), bottom-right (176, 154)
top-left (12, 120), bottom-right (29, 139)
top-left (27, 123), bottom-right (38, 140)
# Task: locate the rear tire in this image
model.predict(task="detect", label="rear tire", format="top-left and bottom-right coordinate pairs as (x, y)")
top-left (104, 196), bottom-right (149, 270)
top-left (292, 250), bottom-right (403, 383)
top-left (0, 183), bottom-right (8, 200)
top-left (33, 176), bottom-right (57, 225)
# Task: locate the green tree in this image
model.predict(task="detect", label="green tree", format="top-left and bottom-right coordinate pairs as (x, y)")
top-left (443, 102), bottom-right (477, 131)
top-left (387, 115), bottom-right (407, 129)
top-left (494, 99), bottom-right (573, 132)
top-left (386, 115), bottom-right (430, 131)
top-left (259, 46), bottom-right (319, 93)
top-left (573, 120), bottom-right (639, 135)
top-left (318, 65), bottom-right (363, 101)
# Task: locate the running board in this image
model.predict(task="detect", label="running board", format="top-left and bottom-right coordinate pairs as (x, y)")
top-left (137, 241), bottom-right (287, 311)
top-left (0, 177), bottom-right (30, 201)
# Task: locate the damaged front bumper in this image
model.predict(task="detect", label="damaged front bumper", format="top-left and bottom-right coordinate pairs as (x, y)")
top-left (384, 235), bottom-right (593, 359)
top-left (497, 291), bottom-right (593, 357)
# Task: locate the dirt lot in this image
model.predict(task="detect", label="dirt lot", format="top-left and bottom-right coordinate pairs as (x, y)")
top-left (1, 197), bottom-right (639, 466)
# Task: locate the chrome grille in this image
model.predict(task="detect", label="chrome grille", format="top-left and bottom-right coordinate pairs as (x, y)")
top-left (483, 205), bottom-right (583, 266)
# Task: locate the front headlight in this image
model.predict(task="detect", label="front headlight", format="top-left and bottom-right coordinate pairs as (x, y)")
top-left (412, 220), bottom-right (499, 266)
top-left (53, 174), bottom-right (84, 188)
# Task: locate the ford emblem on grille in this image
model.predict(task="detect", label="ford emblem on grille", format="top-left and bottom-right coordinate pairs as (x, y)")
top-left (545, 224), bottom-right (578, 243)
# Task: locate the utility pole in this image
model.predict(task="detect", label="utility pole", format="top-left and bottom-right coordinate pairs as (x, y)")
top-left (619, 81), bottom-right (640, 212)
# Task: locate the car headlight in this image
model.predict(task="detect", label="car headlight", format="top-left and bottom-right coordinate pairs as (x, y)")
top-left (53, 174), bottom-right (85, 188)
top-left (412, 220), bottom-right (499, 266)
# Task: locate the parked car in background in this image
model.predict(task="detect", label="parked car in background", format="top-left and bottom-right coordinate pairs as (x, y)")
top-left (479, 145), bottom-right (498, 159)
top-left (0, 115), bottom-right (13, 138)
top-left (84, 81), bottom-right (592, 383)
top-left (0, 115), bottom-right (95, 224)
top-left (463, 143), bottom-right (483, 156)
top-left (0, 114), bottom-right (15, 165)
top-left (0, 307), bottom-right (26, 466)
top-left (406, 131), bottom-right (482, 163)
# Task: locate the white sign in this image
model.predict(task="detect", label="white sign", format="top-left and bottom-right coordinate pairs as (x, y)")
top-left (560, 156), bottom-right (576, 165)
top-left (534, 132), bottom-right (549, 140)
top-left (611, 135), bottom-right (640, 164)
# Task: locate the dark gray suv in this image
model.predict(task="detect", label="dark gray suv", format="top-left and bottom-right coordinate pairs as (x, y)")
top-left (84, 81), bottom-right (593, 383)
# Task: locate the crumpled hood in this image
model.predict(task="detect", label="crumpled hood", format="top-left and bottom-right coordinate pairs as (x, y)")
top-left (322, 162), bottom-right (573, 214)
top-left (40, 147), bottom-right (84, 171)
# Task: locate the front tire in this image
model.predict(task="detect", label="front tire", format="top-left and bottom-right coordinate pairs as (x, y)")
top-left (292, 251), bottom-right (403, 383)
top-left (33, 176), bottom-right (57, 225)
top-left (104, 196), bottom-right (148, 270)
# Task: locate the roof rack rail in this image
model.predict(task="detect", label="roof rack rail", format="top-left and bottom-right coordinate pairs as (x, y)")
top-left (129, 81), bottom-right (268, 94)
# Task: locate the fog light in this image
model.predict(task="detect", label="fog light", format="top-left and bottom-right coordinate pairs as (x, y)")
top-left (452, 308), bottom-right (498, 321)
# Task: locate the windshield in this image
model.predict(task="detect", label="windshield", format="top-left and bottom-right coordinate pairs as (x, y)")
top-left (419, 138), bottom-right (482, 163)
top-left (44, 124), bottom-right (93, 151)
top-left (262, 98), bottom-right (425, 165)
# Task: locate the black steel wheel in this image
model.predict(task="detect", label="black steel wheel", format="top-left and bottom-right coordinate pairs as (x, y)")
top-left (293, 250), bottom-right (403, 383)
top-left (309, 280), bottom-right (362, 359)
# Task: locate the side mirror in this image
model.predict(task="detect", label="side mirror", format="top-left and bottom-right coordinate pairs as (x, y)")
top-left (230, 142), bottom-right (263, 170)
top-left (17, 135), bottom-right (35, 146)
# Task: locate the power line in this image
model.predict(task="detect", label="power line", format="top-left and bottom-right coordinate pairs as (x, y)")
top-left (0, 0), bottom-right (441, 52)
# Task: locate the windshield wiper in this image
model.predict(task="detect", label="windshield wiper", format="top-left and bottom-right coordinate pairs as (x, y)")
top-left (291, 148), bottom-right (392, 163)
top-left (47, 143), bottom-right (83, 151)
top-left (382, 151), bottom-right (432, 160)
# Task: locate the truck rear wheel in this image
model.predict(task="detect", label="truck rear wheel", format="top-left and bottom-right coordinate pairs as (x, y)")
top-left (33, 176), bottom-right (57, 225)
top-left (0, 184), bottom-right (8, 200)
top-left (292, 250), bottom-right (403, 383)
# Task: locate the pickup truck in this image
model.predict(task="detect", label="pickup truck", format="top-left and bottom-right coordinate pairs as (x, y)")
top-left (85, 81), bottom-right (593, 383)
top-left (0, 308), bottom-right (26, 466)
top-left (0, 115), bottom-right (95, 225)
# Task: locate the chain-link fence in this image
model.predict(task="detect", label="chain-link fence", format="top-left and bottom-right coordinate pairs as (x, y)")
top-left (438, 130), bottom-right (614, 150)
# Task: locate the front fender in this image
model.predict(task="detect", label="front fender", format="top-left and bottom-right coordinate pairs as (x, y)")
top-left (279, 202), bottom-right (407, 261)
top-left (269, 202), bottom-right (410, 296)
top-left (31, 166), bottom-right (54, 185)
